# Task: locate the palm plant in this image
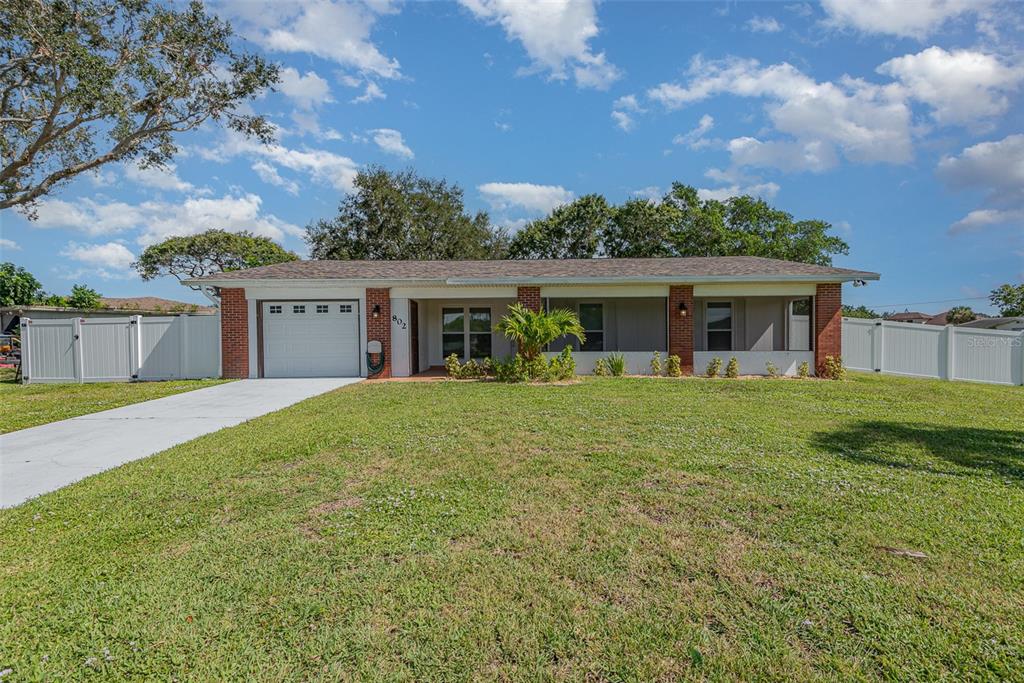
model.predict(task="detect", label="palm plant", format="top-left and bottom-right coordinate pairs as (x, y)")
top-left (497, 303), bottom-right (585, 360)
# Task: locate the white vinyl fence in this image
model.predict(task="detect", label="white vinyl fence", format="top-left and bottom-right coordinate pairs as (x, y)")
top-left (842, 318), bottom-right (1024, 386)
top-left (21, 315), bottom-right (220, 384)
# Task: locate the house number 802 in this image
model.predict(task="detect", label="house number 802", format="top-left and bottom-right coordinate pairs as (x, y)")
top-left (391, 314), bottom-right (407, 330)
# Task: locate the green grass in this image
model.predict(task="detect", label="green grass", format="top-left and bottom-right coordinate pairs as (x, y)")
top-left (0, 368), bottom-right (229, 433)
top-left (1, 373), bottom-right (1022, 680)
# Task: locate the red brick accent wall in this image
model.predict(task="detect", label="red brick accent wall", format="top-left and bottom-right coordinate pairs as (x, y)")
top-left (668, 285), bottom-right (695, 375)
top-left (815, 283), bottom-right (842, 376)
top-left (220, 287), bottom-right (249, 379)
top-left (366, 288), bottom-right (391, 378)
top-left (516, 286), bottom-right (541, 312)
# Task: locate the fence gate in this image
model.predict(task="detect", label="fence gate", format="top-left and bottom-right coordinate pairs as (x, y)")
top-left (20, 314), bottom-right (220, 384)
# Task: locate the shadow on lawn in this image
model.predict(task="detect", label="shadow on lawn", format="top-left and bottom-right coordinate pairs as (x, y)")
top-left (813, 421), bottom-right (1024, 482)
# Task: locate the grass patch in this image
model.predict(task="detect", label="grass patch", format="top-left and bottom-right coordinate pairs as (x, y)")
top-left (1, 373), bottom-right (1022, 679)
top-left (0, 368), bottom-right (229, 433)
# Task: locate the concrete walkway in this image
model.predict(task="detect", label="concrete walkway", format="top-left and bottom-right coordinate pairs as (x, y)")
top-left (0, 378), bottom-right (360, 508)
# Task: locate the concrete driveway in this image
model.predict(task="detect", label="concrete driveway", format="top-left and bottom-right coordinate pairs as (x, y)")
top-left (0, 378), bottom-right (360, 508)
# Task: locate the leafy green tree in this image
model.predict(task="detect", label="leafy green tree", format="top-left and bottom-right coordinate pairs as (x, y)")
top-left (507, 194), bottom-right (612, 259)
top-left (67, 284), bottom-right (101, 309)
top-left (496, 303), bottom-right (585, 361)
top-left (135, 230), bottom-right (298, 285)
top-left (0, 262), bottom-right (42, 305)
top-left (307, 167), bottom-right (507, 260)
top-left (602, 198), bottom-right (675, 258)
top-left (1, 0), bottom-right (278, 213)
top-left (842, 304), bottom-right (880, 319)
top-left (946, 306), bottom-right (976, 325)
top-left (989, 284), bottom-right (1024, 317)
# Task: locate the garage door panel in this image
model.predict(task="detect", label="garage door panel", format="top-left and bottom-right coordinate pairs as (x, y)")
top-left (263, 301), bottom-right (359, 377)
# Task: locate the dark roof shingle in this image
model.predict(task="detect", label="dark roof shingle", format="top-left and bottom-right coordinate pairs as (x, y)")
top-left (189, 256), bottom-right (879, 283)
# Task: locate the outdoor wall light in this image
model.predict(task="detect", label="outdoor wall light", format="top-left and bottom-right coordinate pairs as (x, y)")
top-left (372, 304), bottom-right (381, 318)
top-left (678, 301), bottom-right (688, 318)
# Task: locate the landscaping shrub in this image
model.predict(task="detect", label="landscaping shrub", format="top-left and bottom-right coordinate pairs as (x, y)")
top-left (666, 354), bottom-right (682, 377)
top-left (822, 355), bottom-right (847, 381)
top-left (594, 357), bottom-right (609, 376)
top-left (725, 357), bottom-right (740, 378)
top-left (705, 356), bottom-right (723, 378)
top-left (445, 354), bottom-right (490, 379)
top-left (797, 361), bottom-right (810, 378)
top-left (650, 352), bottom-right (663, 376)
top-left (765, 360), bottom-right (778, 378)
top-left (493, 349), bottom-right (574, 383)
top-left (606, 352), bottom-right (626, 377)
top-left (549, 347), bottom-right (576, 381)
top-left (445, 353), bottom-right (462, 378)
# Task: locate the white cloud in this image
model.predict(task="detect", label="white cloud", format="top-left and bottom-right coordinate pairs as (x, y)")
top-left (252, 160), bottom-right (300, 195)
top-left (478, 182), bottom-right (573, 214)
top-left (459, 0), bottom-right (621, 89)
top-left (0, 238), bottom-right (21, 252)
top-left (30, 193), bottom-right (301, 246)
top-left (123, 161), bottom-right (198, 193)
top-left (697, 181), bottom-right (781, 202)
top-left (648, 56), bottom-right (912, 171)
top-left (727, 136), bottom-right (838, 173)
top-left (277, 67), bottom-right (333, 109)
top-left (820, 0), bottom-right (986, 39)
top-left (613, 94), bottom-right (643, 112)
top-left (352, 81), bottom-right (386, 104)
top-left (611, 110), bottom-right (634, 132)
top-left (370, 128), bottom-right (414, 159)
top-left (673, 114), bottom-right (716, 149)
top-left (878, 47), bottom-right (1024, 127)
top-left (746, 16), bottom-right (783, 33)
top-left (203, 130), bottom-right (359, 193)
top-left (631, 186), bottom-right (662, 201)
top-left (289, 111), bottom-right (343, 140)
top-left (60, 241), bottom-right (136, 271)
top-left (240, 0), bottom-right (401, 79)
top-left (937, 134), bottom-right (1024, 233)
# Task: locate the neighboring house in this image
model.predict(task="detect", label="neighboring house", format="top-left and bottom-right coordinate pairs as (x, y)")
top-left (887, 311), bottom-right (931, 324)
top-left (925, 311), bottom-right (990, 326)
top-left (1, 297), bottom-right (215, 335)
top-left (185, 256), bottom-right (880, 379)
top-left (960, 316), bottom-right (1024, 331)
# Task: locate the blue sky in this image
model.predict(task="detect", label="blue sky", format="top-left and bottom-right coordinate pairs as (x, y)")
top-left (1, 0), bottom-right (1022, 314)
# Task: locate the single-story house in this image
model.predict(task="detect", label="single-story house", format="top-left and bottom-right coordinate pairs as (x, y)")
top-left (960, 316), bottom-right (1024, 331)
top-left (185, 256), bottom-right (880, 379)
top-left (886, 311), bottom-right (931, 324)
top-left (1, 297), bottom-right (215, 335)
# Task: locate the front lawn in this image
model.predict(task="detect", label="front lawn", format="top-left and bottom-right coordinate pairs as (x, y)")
top-left (1, 374), bottom-right (1021, 679)
top-left (0, 368), bottom-right (229, 433)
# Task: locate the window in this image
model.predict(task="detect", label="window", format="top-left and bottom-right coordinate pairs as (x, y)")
top-left (316, 304), bottom-right (329, 313)
top-left (293, 305), bottom-right (305, 314)
top-left (791, 298), bottom-right (811, 316)
top-left (579, 303), bottom-right (603, 352)
top-left (269, 305), bottom-right (282, 314)
top-left (442, 306), bottom-right (492, 359)
top-left (339, 304), bottom-right (353, 313)
top-left (706, 302), bottom-right (732, 351)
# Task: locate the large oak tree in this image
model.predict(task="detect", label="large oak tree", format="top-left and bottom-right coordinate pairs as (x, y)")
top-left (1, 0), bottom-right (278, 213)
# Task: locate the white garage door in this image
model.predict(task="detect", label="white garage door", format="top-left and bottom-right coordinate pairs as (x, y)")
top-left (263, 301), bottom-right (360, 378)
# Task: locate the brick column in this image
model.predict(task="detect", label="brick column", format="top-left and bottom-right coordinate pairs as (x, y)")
top-left (814, 283), bottom-right (842, 376)
top-left (220, 287), bottom-right (249, 379)
top-left (366, 288), bottom-right (391, 378)
top-left (516, 286), bottom-right (541, 312)
top-left (668, 285), bottom-right (694, 375)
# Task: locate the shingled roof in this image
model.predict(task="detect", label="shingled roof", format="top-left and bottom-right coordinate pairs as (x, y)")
top-left (187, 256), bottom-right (879, 285)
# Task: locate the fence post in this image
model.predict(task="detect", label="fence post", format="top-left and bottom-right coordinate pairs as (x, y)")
top-left (20, 317), bottom-right (32, 384)
top-left (872, 321), bottom-right (884, 372)
top-left (179, 314), bottom-right (190, 379)
top-left (72, 318), bottom-right (84, 383)
top-left (944, 325), bottom-right (956, 381)
top-left (128, 315), bottom-right (142, 380)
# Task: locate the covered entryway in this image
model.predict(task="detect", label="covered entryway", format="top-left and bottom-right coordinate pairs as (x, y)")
top-left (262, 301), bottom-right (360, 377)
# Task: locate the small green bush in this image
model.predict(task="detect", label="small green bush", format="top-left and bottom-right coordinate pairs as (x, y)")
top-left (594, 357), bottom-right (609, 376)
top-left (797, 361), bottom-right (810, 378)
top-left (549, 346), bottom-right (576, 381)
top-left (666, 354), bottom-right (682, 377)
top-left (822, 355), bottom-right (846, 381)
top-left (705, 356), bottom-right (723, 378)
top-left (650, 352), bottom-right (663, 376)
top-left (445, 353), bottom-right (490, 379)
top-left (445, 353), bottom-right (462, 378)
top-left (606, 352), bottom-right (626, 377)
top-left (765, 360), bottom-right (778, 378)
top-left (725, 356), bottom-right (739, 378)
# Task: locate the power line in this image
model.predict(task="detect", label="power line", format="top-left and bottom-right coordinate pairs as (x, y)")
top-left (862, 296), bottom-right (990, 308)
